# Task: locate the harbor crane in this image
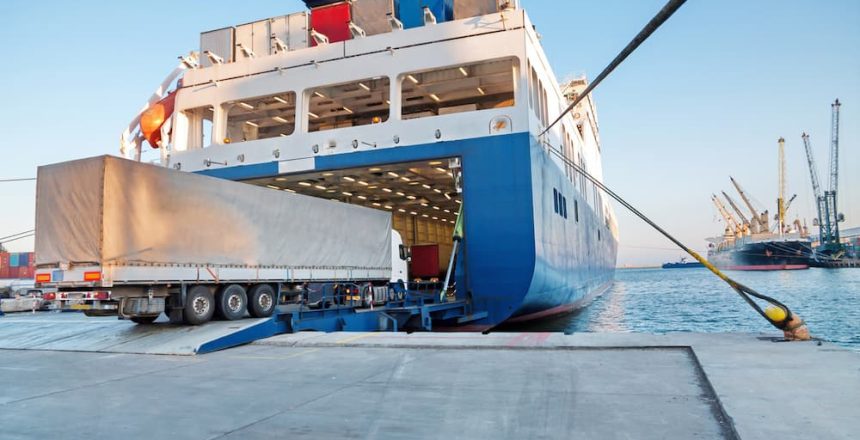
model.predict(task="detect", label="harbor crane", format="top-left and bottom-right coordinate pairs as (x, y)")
top-left (712, 194), bottom-right (741, 237)
top-left (721, 191), bottom-right (750, 235)
top-left (730, 177), bottom-right (769, 233)
top-left (777, 137), bottom-right (787, 235)
top-left (801, 99), bottom-right (845, 258)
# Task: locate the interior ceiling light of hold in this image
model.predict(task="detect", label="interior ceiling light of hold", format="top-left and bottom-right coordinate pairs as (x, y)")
top-left (246, 159), bottom-right (461, 223)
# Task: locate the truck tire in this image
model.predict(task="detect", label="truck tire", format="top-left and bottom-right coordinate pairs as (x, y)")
top-left (248, 284), bottom-right (276, 318)
top-left (215, 284), bottom-right (247, 321)
top-left (184, 285), bottom-right (215, 325)
top-left (131, 316), bottom-right (157, 325)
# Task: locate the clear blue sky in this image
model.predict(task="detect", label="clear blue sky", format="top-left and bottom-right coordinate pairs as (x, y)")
top-left (0, 0), bottom-right (858, 267)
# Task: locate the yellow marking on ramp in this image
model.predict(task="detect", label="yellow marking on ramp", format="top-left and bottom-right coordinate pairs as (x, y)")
top-left (335, 333), bottom-right (379, 344)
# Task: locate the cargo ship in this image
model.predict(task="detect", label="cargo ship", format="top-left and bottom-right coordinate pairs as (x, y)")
top-left (706, 237), bottom-right (812, 271)
top-left (118, 0), bottom-right (618, 328)
top-left (707, 140), bottom-right (813, 271)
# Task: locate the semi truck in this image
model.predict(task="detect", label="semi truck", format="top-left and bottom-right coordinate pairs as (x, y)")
top-left (34, 156), bottom-right (408, 325)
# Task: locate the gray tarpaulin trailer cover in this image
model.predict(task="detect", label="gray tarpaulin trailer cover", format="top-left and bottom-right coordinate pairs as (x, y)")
top-left (34, 156), bottom-right (392, 273)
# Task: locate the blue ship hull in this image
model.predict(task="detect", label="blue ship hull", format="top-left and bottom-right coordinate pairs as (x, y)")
top-left (201, 132), bottom-right (618, 328)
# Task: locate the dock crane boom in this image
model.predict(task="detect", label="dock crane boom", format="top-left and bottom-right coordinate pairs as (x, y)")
top-left (721, 191), bottom-right (750, 234)
top-left (730, 176), bottom-right (768, 233)
top-left (777, 137), bottom-right (787, 235)
top-left (802, 133), bottom-right (823, 201)
top-left (827, 99), bottom-right (843, 246)
top-left (712, 194), bottom-right (740, 236)
top-left (829, 99), bottom-right (840, 198)
top-left (801, 99), bottom-right (845, 259)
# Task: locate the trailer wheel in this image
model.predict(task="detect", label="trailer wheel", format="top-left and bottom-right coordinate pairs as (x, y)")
top-left (216, 284), bottom-right (247, 321)
top-left (248, 284), bottom-right (276, 318)
top-left (184, 285), bottom-right (215, 325)
top-left (131, 316), bottom-right (157, 325)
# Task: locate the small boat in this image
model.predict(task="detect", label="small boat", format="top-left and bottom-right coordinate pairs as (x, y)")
top-left (662, 257), bottom-right (704, 269)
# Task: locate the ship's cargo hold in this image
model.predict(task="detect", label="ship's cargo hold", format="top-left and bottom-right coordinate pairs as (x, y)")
top-left (396, 0), bottom-right (454, 29)
top-left (310, 2), bottom-right (352, 45)
top-left (35, 156), bottom-right (392, 271)
top-left (410, 244), bottom-right (440, 278)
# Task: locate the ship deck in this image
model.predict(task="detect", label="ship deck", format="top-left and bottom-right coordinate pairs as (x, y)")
top-left (0, 320), bottom-right (856, 439)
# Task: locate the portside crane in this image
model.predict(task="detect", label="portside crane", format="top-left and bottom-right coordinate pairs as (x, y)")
top-left (801, 132), bottom-right (825, 230)
top-left (803, 100), bottom-right (845, 259)
top-left (730, 176), bottom-right (769, 233)
top-left (712, 194), bottom-right (741, 237)
top-left (777, 137), bottom-right (787, 235)
top-left (722, 191), bottom-right (750, 235)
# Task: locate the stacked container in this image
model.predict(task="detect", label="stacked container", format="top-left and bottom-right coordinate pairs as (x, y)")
top-left (0, 252), bottom-right (9, 279)
top-left (0, 252), bottom-right (35, 279)
top-left (395, 0), bottom-right (454, 29)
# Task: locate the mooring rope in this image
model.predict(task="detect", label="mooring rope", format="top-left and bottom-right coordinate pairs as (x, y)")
top-left (544, 146), bottom-right (795, 330)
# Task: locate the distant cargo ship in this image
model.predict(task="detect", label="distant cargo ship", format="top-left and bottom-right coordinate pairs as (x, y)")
top-left (707, 139), bottom-right (813, 271)
top-left (707, 237), bottom-right (811, 271)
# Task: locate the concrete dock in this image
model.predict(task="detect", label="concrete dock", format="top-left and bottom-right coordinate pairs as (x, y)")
top-left (0, 316), bottom-right (857, 439)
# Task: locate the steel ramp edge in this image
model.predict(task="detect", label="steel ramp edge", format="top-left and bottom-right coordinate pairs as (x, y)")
top-left (195, 317), bottom-right (285, 354)
top-left (0, 313), bottom-right (278, 355)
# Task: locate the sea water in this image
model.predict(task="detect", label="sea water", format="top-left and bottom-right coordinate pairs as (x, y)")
top-left (518, 268), bottom-right (860, 349)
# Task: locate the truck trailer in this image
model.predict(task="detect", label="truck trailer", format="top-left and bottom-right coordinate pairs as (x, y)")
top-left (34, 156), bottom-right (408, 325)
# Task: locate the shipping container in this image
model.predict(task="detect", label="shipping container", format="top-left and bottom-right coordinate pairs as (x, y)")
top-left (410, 244), bottom-right (440, 278)
top-left (20, 266), bottom-right (35, 279)
top-left (395, 0), bottom-right (454, 29)
top-left (351, 0), bottom-right (395, 37)
top-left (10, 253), bottom-right (19, 267)
top-left (454, 0), bottom-right (499, 20)
top-left (310, 2), bottom-right (352, 45)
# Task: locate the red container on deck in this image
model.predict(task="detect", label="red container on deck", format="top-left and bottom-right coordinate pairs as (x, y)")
top-left (0, 267), bottom-right (9, 279)
top-left (410, 244), bottom-right (440, 278)
top-left (310, 2), bottom-right (352, 45)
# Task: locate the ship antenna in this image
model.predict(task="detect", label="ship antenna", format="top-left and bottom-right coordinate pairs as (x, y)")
top-left (540, 0), bottom-right (687, 137)
top-left (543, 147), bottom-right (811, 340)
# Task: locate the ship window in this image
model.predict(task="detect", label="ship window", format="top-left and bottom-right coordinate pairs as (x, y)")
top-left (527, 61), bottom-right (533, 110)
top-left (401, 58), bottom-right (516, 121)
top-left (307, 77), bottom-right (390, 133)
top-left (574, 199), bottom-right (579, 222)
top-left (541, 87), bottom-right (549, 128)
top-left (182, 106), bottom-right (214, 149)
top-left (225, 92), bottom-right (296, 144)
top-left (553, 188), bottom-right (559, 214)
top-left (530, 67), bottom-right (539, 112)
top-left (536, 78), bottom-right (545, 126)
top-left (562, 196), bottom-right (568, 219)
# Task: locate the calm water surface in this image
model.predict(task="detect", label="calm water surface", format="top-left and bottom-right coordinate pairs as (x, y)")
top-left (516, 268), bottom-right (860, 349)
